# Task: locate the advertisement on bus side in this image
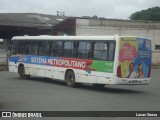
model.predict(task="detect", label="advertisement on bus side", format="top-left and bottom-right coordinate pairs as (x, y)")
top-left (10, 55), bottom-right (114, 73)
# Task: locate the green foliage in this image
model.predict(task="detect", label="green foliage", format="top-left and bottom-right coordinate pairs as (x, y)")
top-left (129, 6), bottom-right (160, 21)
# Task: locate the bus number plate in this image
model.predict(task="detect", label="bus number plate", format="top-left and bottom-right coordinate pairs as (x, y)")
top-left (131, 80), bottom-right (139, 83)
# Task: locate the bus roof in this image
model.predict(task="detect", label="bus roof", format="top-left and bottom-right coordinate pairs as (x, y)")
top-left (12, 35), bottom-right (116, 41)
top-left (12, 35), bottom-right (150, 41)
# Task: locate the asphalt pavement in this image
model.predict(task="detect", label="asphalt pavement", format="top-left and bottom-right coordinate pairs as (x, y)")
top-left (0, 69), bottom-right (160, 119)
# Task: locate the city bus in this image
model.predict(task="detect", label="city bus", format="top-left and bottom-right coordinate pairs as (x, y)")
top-left (9, 35), bottom-right (152, 87)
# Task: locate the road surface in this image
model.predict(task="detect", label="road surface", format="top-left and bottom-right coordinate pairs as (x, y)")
top-left (0, 69), bottom-right (159, 119)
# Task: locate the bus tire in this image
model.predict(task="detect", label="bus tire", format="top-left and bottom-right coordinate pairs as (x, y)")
top-left (92, 84), bottom-right (105, 89)
top-left (65, 70), bottom-right (75, 87)
top-left (19, 66), bottom-right (30, 80)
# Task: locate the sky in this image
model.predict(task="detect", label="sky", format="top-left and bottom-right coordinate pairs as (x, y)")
top-left (0, 0), bottom-right (159, 19)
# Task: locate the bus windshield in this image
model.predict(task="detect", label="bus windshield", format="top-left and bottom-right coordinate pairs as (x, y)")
top-left (117, 37), bottom-right (152, 79)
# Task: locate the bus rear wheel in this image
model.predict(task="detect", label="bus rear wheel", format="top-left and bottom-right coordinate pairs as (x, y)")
top-left (19, 66), bottom-right (30, 80)
top-left (65, 71), bottom-right (75, 87)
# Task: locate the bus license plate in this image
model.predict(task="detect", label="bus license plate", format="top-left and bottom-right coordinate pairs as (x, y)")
top-left (131, 80), bottom-right (139, 83)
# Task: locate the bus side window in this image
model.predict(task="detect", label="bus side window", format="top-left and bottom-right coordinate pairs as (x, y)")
top-left (47, 41), bottom-right (52, 56)
top-left (19, 41), bottom-right (28, 54)
top-left (63, 41), bottom-right (74, 58)
top-left (73, 41), bottom-right (79, 57)
top-left (12, 41), bottom-right (19, 55)
top-left (78, 42), bottom-right (91, 59)
top-left (29, 41), bottom-right (38, 55)
top-left (39, 41), bottom-right (47, 56)
top-left (51, 41), bottom-right (63, 57)
top-left (102, 43), bottom-right (108, 60)
top-left (93, 42), bottom-right (108, 60)
top-left (108, 42), bottom-right (115, 61)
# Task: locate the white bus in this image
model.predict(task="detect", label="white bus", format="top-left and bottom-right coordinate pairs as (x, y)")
top-left (9, 35), bottom-right (152, 87)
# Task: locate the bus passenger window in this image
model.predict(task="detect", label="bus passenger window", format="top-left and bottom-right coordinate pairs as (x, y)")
top-left (102, 43), bottom-right (108, 60)
top-left (19, 41), bottom-right (28, 54)
top-left (63, 41), bottom-right (73, 57)
top-left (29, 41), bottom-right (38, 55)
top-left (51, 41), bottom-right (63, 57)
top-left (78, 42), bottom-right (91, 59)
top-left (46, 42), bottom-right (52, 56)
top-left (72, 42), bottom-right (78, 57)
top-left (93, 42), bottom-right (108, 60)
top-left (12, 41), bottom-right (19, 55)
top-left (108, 42), bottom-right (115, 61)
top-left (39, 41), bottom-right (47, 56)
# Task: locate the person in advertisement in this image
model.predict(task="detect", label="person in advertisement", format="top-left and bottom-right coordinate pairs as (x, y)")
top-left (126, 62), bottom-right (137, 79)
top-left (136, 63), bottom-right (144, 78)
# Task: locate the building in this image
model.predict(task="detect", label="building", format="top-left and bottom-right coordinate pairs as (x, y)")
top-left (75, 18), bottom-right (160, 65)
top-left (0, 13), bottom-right (69, 39)
top-left (0, 13), bottom-right (72, 70)
top-left (0, 13), bottom-right (159, 66)
top-left (76, 18), bottom-right (160, 51)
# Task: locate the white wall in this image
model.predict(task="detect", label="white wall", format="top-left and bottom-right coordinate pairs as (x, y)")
top-left (76, 19), bottom-right (160, 64)
top-left (76, 19), bottom-right (160, 51)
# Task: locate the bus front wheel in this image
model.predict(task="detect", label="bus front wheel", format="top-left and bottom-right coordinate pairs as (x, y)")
top-left (19, 66), bottom-right (30, 79)
top-left (65, 71), bottom-right (75, 87)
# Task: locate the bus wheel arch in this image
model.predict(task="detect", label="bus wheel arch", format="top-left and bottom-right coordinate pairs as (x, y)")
top-left (18, 64), bottom-right (30, 79)
top-left (65, 69), bottom-right (76, 87)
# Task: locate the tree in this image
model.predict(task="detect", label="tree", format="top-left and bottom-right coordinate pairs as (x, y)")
top-left (92, 15), bottom-right (98, 19)
top-left (129, 6), bottom-right (160, 21)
